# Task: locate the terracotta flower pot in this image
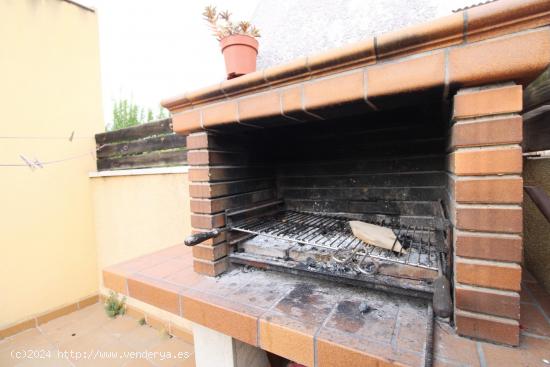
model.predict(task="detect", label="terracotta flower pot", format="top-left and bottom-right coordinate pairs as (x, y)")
top-left (220, 34), bottom-right (259, 79)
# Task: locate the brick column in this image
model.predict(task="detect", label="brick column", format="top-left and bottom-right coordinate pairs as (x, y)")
top-left (448, 84), bottom-right (524, 346)
top-left (187, 132), bottom-right (276, 276)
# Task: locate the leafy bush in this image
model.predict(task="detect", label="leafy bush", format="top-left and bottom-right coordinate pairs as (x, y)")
top-left (111, 99), bottom-right (168, 131)
top-left (104, 291), bottom-right (126, 318)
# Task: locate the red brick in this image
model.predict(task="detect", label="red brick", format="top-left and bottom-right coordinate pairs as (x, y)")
top-left (455, 205), bottom-right (522, 233)
top-left (238, 91), bottom-right (282, 122)
top-left (193, 258), bottom-right (229, 276)
top-left (186, 132), bottom-right (209, 149)
top-left (448, 28), bottom-right (550, 87)
top-left (172, 110), bottom-right (202, 135)
top-left (188, 167), bottom-right (210, 182)
top-left (455, 232), bottom-right (523, 263)
top-left (190, 213), bottom-right (225, 229)
top-left (456, 286), bottom-right (520, 319)
top-left (190, 189), bottom-right (275, 214)
top-left (187, 150), bottom-right (209, 165)
top-left (189, 179), bottom-right (274, 199)
top-left (367, 52), bottom-right (445, 101)
top-left (281, 86), bottom-right (309, 120)
top-left (455, 232), bottom-right (522, 263)
top-left (452, 176), bottom-right (523, 204)
top-left (451, 116), bottom-right (522, 148)
top-left (190, 166), bottom-right (269, 182)
top-left (192, 243), bottom-right (229, 261)
top-left (456, 259), bottom-right (521, 291)
top-left (304, 71), bottom-right (365, 113)
top-left (202, 102), bottom-right (238, 129)
top-left (187, 150), bottom-right (248, 166)
top-left (453, 85), bottom-right (522, 119)
top-left (450, 146), bottom-right (522, 176)
top-left (455, 311), bottom-right (519, 346)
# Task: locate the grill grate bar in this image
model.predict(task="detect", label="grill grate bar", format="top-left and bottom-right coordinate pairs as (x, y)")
top-left (232, 210), bottom-right (440, 270)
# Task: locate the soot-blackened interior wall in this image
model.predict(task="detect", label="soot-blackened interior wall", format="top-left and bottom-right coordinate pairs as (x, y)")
top-left (188, 102), bottom-right (451, 275)
top-left (257, 102), bottom-right (451, 227)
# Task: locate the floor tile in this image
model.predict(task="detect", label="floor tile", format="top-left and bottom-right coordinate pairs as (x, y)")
top-left (13, 351), bottom-right (73, 367)
top-left (73, 338), bottom-right (135, 367)
top-left (102, 316), bottom-right (141, 337)
top-left (520, 284), bottom-right (536, 304)
top-left (120, 325), bottom-right (163, 351)
top-left (123, 358), bottom-right (156, 367)
top-left (0, 329), bottom-right (55, 367)
top-left (520, 303), bottom-right (550, 337)
top-left (2, 296), bottom-right (195, 367)
top-left (147, 337), bottom-right (195, 367)
top-left (39, 303), bottom-right (109, 346)
top-left (483, 335), bottom-right (550, 367)
top-left (434, 322), bottom-right (481, 367)
top-left (57, 328), bottom-right (118, 361)
top-left (0, 329), bottom-right (50, 351)
top-left (526, 282), bottom-right (550, 318)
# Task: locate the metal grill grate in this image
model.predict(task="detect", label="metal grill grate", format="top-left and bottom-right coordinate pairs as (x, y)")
top-left (232, 210), bottom-right (440, 270)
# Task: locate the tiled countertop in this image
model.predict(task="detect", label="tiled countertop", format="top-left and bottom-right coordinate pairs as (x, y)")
top-left (103, 244), bottom-right (550, 367)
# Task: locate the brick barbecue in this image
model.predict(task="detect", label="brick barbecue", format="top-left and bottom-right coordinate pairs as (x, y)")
top-left (184, 103), bottom-right (452, 314)
top-left (162, 0), bottom-right (550, 350)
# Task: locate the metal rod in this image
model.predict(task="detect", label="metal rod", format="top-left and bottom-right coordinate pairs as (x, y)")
top-left (424, 302), bottom-right (434, 367)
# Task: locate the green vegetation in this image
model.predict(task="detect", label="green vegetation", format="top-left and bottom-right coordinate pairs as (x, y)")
top-left (104, 291), bottom-right (126, 318)
top-left (111, 99), bottom-right (168, 131)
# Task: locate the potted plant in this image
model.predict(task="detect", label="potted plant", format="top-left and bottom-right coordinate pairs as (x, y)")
top-left (203, 6), bottom-right (261, 79)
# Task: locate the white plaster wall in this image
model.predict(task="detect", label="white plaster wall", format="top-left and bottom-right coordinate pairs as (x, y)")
top-left (251, 0), bottom-right (476, 69)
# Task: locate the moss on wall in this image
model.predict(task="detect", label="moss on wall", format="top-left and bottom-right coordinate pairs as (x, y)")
top-left (523, 158), bottom-right (550, 292)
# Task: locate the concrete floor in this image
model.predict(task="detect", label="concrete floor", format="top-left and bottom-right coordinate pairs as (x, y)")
top-left (0, 303), bottom-right (195, 367)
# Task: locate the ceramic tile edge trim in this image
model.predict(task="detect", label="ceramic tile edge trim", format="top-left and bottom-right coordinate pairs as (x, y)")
top-left (0, 293), bottom-right (99, 339)
top-left (161, 0), bottom-right (550, 111)
top-left (104, 268), bottom-right (399, 366)
top-left (98, 290), bottom-right (194, 345)
top-left (165, 27), bottom-right (550, 134)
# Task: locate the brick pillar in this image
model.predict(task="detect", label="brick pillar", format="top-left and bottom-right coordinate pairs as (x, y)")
top-left (448, 84), bottom-right (524, 346)
top-left (187, 132), bottom-right (276, 276)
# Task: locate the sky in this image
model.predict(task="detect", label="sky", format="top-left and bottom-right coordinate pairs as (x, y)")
top-left (80, 0), bottom-right (477, 128)
top-left (93, 0), bottom-right (259, 127)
